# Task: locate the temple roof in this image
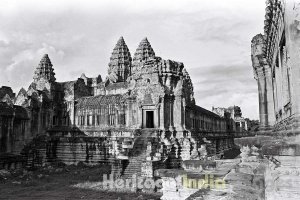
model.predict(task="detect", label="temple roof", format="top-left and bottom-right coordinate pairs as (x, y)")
top-left (105, 82), bottom-right (129, 91)
top-left (1, 94), bottom-right (13, 105)
top-left (17, 88), bottom-right (27, 96)
top-left (76, 94), bottom-right (126, 108)
top-left (109, 37), bottom-right (132, 67)
top-left (108, 37), bottom-right (132, 82)
top-left (0, 86), bottom-right (15, 100)
top-left (193, 105), bottom-right (223, 119)
top-left (251, 33), bottom-right (265, 44)
top-left (133, 37), bottom-right (155, 62)
top-left (39, 54), bottom-right (52, 66)
top-left (33, 54), bottom-right (56, 82)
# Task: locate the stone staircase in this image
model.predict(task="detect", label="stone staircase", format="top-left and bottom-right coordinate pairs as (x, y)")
top-left (122, 129), bottom-right (156, 178)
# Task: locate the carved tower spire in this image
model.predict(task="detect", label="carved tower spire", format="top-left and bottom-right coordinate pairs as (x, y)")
top-left (133, 37), bottom-right (155, 62)
top-left (183, 68), bottom-right (195, 105)
top-left (33, 54), bottom-right (56, 83)
top-left (107, 36), bottom-right (132, 83)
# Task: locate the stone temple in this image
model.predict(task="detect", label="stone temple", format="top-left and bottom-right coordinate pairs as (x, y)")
top-left (0, 37), bottom-right (236, 177)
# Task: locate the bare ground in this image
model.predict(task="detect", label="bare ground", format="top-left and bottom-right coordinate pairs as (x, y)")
top-left (0, 164), bottom-right (161, 200)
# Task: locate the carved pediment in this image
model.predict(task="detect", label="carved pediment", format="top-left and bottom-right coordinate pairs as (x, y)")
top-left (132, 80), bottom-right (165, 105)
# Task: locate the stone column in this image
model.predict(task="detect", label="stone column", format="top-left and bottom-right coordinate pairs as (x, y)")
top-left (138, 105), bottom-right (143, 129)
top-left (182, 98), bottom-right (186, 130)
top-left (103, 107), bottom-right (107, 127)
top-left (127, 100), bottom-right (132, 127)
top-left (7, 117), bottom-right (13, 153)
top-left (168, 95), bottom-right (174, 131)
top-left (115, 106), bottom-right (119, 127)
top-left (75, 113), bottom-right (78, 126)
top-left (70, 101), bottom-right (75, 126)
top-left (174, 95), bottom-right (184, 132)
top-left (256, 67), bottom-right (268, 129)
top-left (160, 97), bottom-right (165, 130)
top-left (265, 66), bottom-right (276, 126)
top-left (154, 108), bottom-right (158, 128)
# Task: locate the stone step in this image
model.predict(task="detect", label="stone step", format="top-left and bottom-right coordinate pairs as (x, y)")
top-left (122, 133), bottom-right (153, 178)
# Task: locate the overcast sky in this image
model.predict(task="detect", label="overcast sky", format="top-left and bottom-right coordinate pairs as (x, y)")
top-left (0, 0), bottom-right (265, 119)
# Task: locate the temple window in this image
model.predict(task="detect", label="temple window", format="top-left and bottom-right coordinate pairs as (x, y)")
top-left (109, 115), bottom-right (115, 125)
top-left (97, 115), bottom-right (100, 126)
top-left (87, 115), bottom-right (90, 126)
top-left (92, 115), bottom-right (95, 125)
top-left (108, 105), bottom-right (116, 126)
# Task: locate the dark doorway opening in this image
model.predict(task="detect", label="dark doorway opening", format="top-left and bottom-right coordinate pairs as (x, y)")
top-left (0, 120), bottom-right (8, 153)
top-left (146, 111), bottom-right (154, 128)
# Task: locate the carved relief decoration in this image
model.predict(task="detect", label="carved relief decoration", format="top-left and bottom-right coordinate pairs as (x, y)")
top-left (131, 80), bottom-right (165, 105)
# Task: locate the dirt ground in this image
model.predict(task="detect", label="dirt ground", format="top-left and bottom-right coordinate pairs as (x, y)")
top-left (0, 163), bottom-right (161, 200)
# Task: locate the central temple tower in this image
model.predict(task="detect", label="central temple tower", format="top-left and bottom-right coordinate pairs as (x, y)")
top-left (107, 36), bottom-right (132, 83)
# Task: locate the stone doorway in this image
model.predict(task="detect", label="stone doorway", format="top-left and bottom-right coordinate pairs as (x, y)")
top-left (146, 111), bottom-right (154, 128)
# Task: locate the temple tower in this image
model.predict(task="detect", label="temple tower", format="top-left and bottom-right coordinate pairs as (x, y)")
top-left (133, 37), bottom-right (155, 62)
top-left (107, 36), bottom-right (132, 83)
top-left (132, 37), bottom-right (156, 75)
top-left (31, 54), bottom-right (56, 98)
top-left (33, 54), bottom-right (56, 83)
top-left (182, 68), bottom-right (195, 105)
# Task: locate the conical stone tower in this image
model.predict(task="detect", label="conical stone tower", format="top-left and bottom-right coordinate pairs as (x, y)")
top-left (33, 54), bottom-right (56, 83)
top-left (108, 36), bottom-right (132, 83)
top-left (133, 37), bottom-right (155, 62)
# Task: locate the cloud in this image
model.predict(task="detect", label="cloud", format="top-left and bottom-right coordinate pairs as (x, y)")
top-left (188, 64), bottom-right (258, 119)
